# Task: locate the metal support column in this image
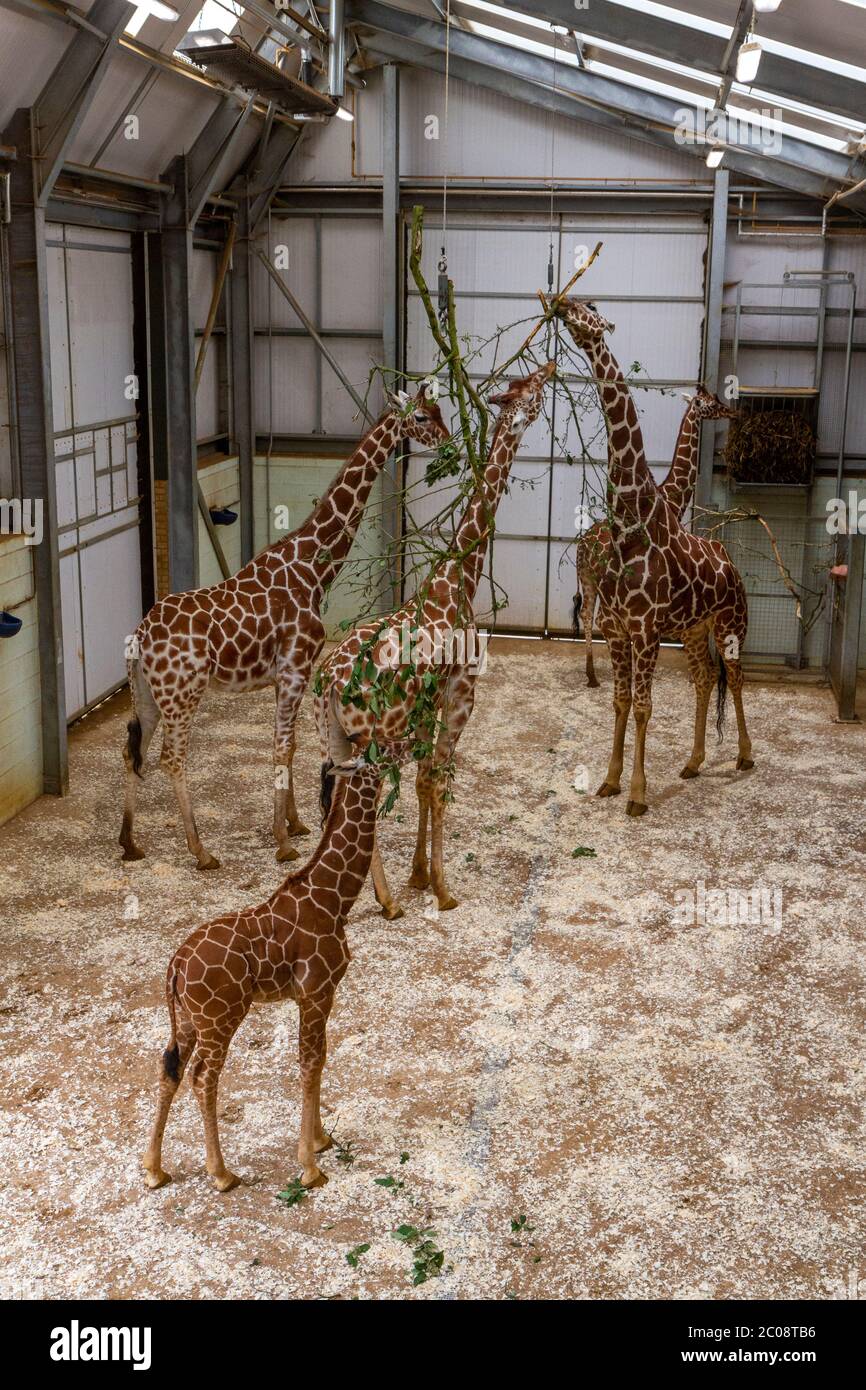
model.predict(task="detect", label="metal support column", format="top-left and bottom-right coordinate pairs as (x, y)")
top-left (696, 167), bottom-right (729, 511)
top-left (230, 188), bottom-right (255, 564)
top-left (4, 109), bottom-right (68, 793)
top-left (382, 62), bottom-right (402, 604)
top-left (150, 156), bottom-right (198, 593)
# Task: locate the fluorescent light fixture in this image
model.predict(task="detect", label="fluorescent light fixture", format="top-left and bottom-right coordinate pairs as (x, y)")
top-left (335, 106), bottom-right (354, 122)
top-left (838, 0), bottom-right (866, 7)
top-left (753, 0), bottom-right (783, 12)
top-left (705, 147), bottom-right (725, 168)
top-left (736, 40), bottom-right (763, 84)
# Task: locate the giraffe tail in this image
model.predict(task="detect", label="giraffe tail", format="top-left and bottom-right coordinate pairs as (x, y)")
top-left (572, 591), bottom-right (582, 635)
top-left (125, 654), bottom-right (159, 778)
top-left (162, 969), bottom-right (181, 1083)
top-left (715, 648), bottom-right (728, 742)
top-left (320, 760), bottom-right (335, 823)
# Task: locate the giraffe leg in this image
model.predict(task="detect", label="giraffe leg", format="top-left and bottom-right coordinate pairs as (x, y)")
top-left (160, 685), bottom-right (219, 870)
top-left (142, 1018), bottom-right (196, 1190)
top-left (427, 666), bottom-right (475, 912)
top-left (596, 620), bottom-right (631, 797)
top-left (625, 634), bottom-right (660, 817)
top-left (370, 830), bottom-right (404, 921)
top-left (190, 1035), bottom-right (242, 1192)
top-left (408, 761), bottom-right (433, 890)
top-left (714, 619), bottom-right (753, 771)
top-left (582, 580), bottom-right (600, 688)
top-left (680, 624), bottom-right (715, 779)
top-left (297, 994), bottom-right (333, 1187)
top-left (119, 667), bottom-right (161, 862)
top-left (429, 775), bottom-right (458, 911)
top-left (273, 670), bottom-right (308, 862)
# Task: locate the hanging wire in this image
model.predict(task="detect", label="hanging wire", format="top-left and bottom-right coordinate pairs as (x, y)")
top-left (438, 0), bottom-right (452, 329)
top-left (544, 28), bottom-right (560, 353)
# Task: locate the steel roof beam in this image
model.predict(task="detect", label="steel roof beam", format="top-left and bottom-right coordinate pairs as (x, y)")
top-left (187, 95), bottom-right (256, 227)
top-left (498, 0), bottom-right (866, 127)
top-left (349, 1), bottom-right (866, 210)
top-left (31, 0), bottom-right (137, 205)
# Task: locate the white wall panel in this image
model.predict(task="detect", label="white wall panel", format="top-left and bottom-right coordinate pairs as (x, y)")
top-left (321, 221), bottom-right (383, 331)
top-left (65, 240), bottom-right (134, 426)
top-left (254, 219), bottom-right (317, 328)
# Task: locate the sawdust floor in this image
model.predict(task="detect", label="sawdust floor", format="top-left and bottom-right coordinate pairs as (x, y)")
top-left (1, 638), bottom-right (864, 1301)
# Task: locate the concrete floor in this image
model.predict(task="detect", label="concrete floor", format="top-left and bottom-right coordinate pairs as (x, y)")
top-left (0, 638), bottom-right (864, 1300)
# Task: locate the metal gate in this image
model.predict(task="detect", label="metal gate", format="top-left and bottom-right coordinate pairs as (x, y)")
top-left (47, 225), bottom-right (142, 720)
top-left (404, 211), bottom-right (708, 634)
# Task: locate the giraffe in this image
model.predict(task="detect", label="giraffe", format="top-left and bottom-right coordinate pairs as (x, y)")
top-left (142, 745), bottom-right (404, 1194)
top-left (119, 387), bottom-right (448, 870)
top-left (574, 386), bottom-right (739, 686)
top-left (314, 361), bottom-right (556, 919)
top-left (551, 298), bottom-right (753, 814)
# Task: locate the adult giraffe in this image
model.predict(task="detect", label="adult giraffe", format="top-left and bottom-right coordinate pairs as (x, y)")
top-left (120, 388), bottom-right (448, 870)
top-left (574, 386), bottom-right (739, 686)
top-left (315, 361), bottom-right (556, 918)
top-left (551, 298), bottom-right (753, 814)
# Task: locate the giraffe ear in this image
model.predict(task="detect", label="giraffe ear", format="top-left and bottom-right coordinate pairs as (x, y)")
top-left (389, 389), bottom-right (411, 410)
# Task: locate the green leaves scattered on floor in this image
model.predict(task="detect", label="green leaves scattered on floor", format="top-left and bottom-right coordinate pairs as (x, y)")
top-left (392, 1225), bottom-right (446, 1286)
top-left (275, 1178), bottom-right (307, 1209)
top-left (571, 846), bottom-right (597, 858)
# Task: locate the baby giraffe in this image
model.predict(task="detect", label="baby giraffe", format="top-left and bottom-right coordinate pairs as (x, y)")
top-left (142, 747), bottom-right (397, 1194)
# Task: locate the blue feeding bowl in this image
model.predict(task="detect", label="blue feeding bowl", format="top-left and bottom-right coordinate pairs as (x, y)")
top-left (0, 611), bottom-right (23, 638)
top-left (209, 508), bottom-right (238, 526)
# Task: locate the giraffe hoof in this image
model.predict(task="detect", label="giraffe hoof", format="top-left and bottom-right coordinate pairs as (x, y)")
top-left (288, 822), bottom-right (311, 837)
top-left (196, 854), bottom-right (221, 872)
top-left (586, 675), bottom-right (600, 689)
top-left (596, 782), bottom-right (621, 798)
top-left (679, 765), bottom-right (700, 780)
top-left (408, 868), bottom-right (430, 890)
top-left (300, 1167), bottom-right (328, 1189)
top-left (736, 757), bottom-right (755, 771)
top-left (276, 844), bottom-right (300, 863)
top-left (120, 843), bottom-right (146, 862)
top-left (625, 800), bottom-right (648, 817)
top-left (381, 903), bottom-right (405, 921)
top-left (437, 894), bottom-right (459, 912)
top-left (143, 1167), bottom-right (171, 1190)
top-left (314, 1134), bottom-right (334, 1154)
top-left (212, 1171), bottom-right (241, 1193)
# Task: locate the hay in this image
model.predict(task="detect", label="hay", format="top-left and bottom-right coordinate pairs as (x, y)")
top-left (725, 410), bottom-right (815, 486)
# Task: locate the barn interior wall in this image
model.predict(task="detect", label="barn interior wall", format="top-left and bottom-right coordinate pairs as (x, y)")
top-left (269, 70), bottom-right (866, 661)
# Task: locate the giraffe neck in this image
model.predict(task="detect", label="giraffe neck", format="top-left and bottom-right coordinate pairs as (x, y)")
top-left (301, 778), bottom-right (378, 915)
top-left (448, 418), bottom-right (519, 607)
top-left (660, 404), bottom-right (700, 518)
top-left (290, 412), bottom-right (402, 585)
top-left (579, 337), bottom-right (658, 524)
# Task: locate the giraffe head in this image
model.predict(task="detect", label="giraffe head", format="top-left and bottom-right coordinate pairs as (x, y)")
top-left (548, 297), bottom-right (615, 344)
top-left (320, 740), bottom-right (410, 819)
top-left (487, 360), bottom-right (556, 438)
top-left (684, 385), bottom-right (740, 422)
top-left (387, 384), bottom-right (450, 447)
